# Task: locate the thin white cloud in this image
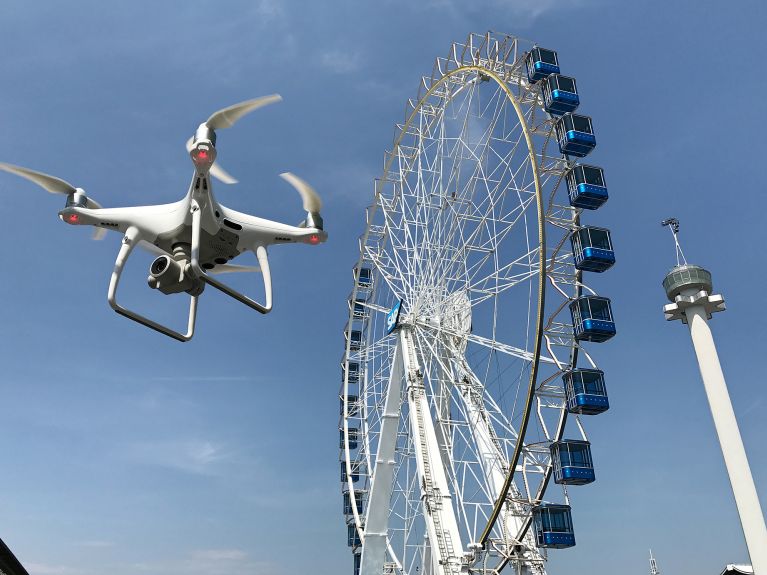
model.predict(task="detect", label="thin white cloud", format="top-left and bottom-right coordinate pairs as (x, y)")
top-left (401, 0), bottom-right (594, 25)
top-left (148, 375), bottom-right (254, 383)
top-left (76, 540), bottom-right (114, 548)
top-left (191, 549), bottom-right (248, 561)
top-left (252, 0), bottom-right (284, 20)
top-left (26, 564), bottom-right (83, 575)
top-left (320, 50), bottom-right (363, 75)
top-left (125, 439), bottom-right (230, 475)
top-left (130, 549), bottom-right (278, 575)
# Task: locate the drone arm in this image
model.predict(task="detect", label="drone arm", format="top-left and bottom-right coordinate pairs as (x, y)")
top-left (190, 201), bottom-right (273, 314)
top-left (107, 226), bottom-right (199, 342)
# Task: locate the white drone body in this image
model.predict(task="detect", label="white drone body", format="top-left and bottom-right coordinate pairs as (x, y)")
top-left (0, 96), bottom-right (327, 341)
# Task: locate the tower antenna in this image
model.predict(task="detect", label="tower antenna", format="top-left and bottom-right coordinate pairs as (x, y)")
top-left (649, 549), bottom-right (660, 575)
top-left (661, 217), bottom-right (687, 266)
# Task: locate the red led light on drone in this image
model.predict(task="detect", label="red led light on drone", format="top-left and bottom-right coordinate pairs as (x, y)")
top-left (197, 150), bottom-right (208, 160)
top-left (67, 213), bottom-right (79, 224)
top-left (309, 234), bottom-right (320, 245)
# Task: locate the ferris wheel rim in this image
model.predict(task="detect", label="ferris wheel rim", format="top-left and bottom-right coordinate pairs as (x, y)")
top-left (340, 33), bottom-right (590, 573)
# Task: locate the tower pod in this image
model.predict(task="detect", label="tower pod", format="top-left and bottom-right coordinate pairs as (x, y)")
top-left (555, 113), bottom-right (596, 157)
top-left (532, 503), bottom-right (576, 548)
top-left (569, 296), bottom-right (616, 342)
top-left (525, 47), bottom-right (560, 82)
top-left (550, 439), bottom-right (596, 485)
top-left (542, 74), bottom-right (580, 115)
top-left (563, 368), bottom-right (609, 414)
top-left (571, 226), bottom-right (615, 273)
top-left (566, 164), bottom-right (608, 209)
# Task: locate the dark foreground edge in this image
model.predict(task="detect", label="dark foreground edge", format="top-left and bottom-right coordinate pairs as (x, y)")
top-left (0, 538), bottom-right (29, 575)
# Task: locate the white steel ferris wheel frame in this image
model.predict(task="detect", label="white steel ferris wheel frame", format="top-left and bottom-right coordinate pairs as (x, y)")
top-left (341, 32), bottom-right (600, 575)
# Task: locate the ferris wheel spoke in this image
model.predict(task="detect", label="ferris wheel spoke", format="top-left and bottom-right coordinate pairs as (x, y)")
top-left (415, 320), bottom-right (555, 366)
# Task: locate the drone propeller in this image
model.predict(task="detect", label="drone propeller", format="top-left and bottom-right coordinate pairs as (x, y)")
top-left (0, 162), bottom-right (77, 195)
top-left (209, 264), bottom-right (261, 275)
top-left (205, 95), bottom-right (282, 130)
top-left (279, 172), bottom-right (324, 230)
top-left (0, 162), bottom-right (106, 239)
top-left (188, 95), bottom-right (283, 185)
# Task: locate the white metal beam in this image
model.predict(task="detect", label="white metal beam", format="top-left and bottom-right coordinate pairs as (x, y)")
top-left (402, 328), bottom-right (465, 575)
top-left (361, 333), bottom-right (406, 575)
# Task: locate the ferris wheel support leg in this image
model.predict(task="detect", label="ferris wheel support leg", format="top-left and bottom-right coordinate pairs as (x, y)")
top-left (457, 372), bottom-right (543, 573)
top-left (361, 333), bottom-right (407, 575)
top-left (402, 328), bottom-right (465, 575)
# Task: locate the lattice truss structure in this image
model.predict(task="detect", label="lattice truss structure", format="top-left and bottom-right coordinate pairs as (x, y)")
top-left (339, 32), bottom-right (604, 575)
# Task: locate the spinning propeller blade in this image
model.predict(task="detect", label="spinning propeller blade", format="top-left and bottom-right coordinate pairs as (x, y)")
top-left (280, 172), bottom-right (322, 213)
top-left (205, 95), bottom-right (282, 130)
top-left (0, 162), bottom-right (107, 240)
top-left (209, 264), bottom-right (261, 275)
top-left (0, 162), bottom-right (76, 195)
top-left (190, 95), bottom-right (282, 185)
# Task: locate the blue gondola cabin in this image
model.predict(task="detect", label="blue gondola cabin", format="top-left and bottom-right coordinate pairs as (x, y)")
top-left (343, 491), bottom-right (364, 515)
top-left (571, 226), bottom-right (615, 273)
top-left (542, 74), bottom-right (580, 115)
top-left (343, 362), bottom-right (360, 384)
top-left (532, 503), bottom-right (576, 548)
top-left (341, 395), bottom-right (361, 417)
top-left (340, 428), bottom-right (359, 450)
top-left (550, 439), bottom-right (596, 485)
top-left (525, 47), bottom-right (560, 82)
top-left (555, 113), bottom-right (596, 157)
top-left (563, 368), bottom-right (609, 415)
top-left (341, 461), bottom-right (364, 483)
top-left (350, 296), bottom-right (368, 319)
top-left (347, 329), bottom-right (362, 351)
top-left (566, 164), bottom-right (608, 209)
top-left (355, 266), bottom-right (373, 288)
top-left (569, 296), bottom-right (616, 342)
top-left (347, 524), bottom-right (362, 547)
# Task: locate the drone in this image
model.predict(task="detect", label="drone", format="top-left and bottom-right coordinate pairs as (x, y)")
top-left (0, 95), bottom-right (327, 341)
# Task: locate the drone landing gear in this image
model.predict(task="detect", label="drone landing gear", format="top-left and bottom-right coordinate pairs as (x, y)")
top-left (189, 201), bottom-right (273, 315)
top-left (108, 226), bottom-right (199, 342)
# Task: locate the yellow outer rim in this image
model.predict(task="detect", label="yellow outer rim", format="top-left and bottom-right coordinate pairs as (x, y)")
top-left (373, 64), bottom-right (547, 547)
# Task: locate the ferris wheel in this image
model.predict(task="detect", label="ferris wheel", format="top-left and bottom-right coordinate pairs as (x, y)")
top-left (340, 32), bottom-right (616, 575)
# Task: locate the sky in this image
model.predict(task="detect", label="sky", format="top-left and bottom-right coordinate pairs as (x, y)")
top-left (0, 1), bottom-right (765, 574)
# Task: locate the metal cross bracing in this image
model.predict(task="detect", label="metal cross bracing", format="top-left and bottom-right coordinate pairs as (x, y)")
top-left (340, 31), bottom-right (608, 575)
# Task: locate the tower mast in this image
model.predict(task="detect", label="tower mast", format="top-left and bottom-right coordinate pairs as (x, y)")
top-left (661, 219), bottom-right (767, 574)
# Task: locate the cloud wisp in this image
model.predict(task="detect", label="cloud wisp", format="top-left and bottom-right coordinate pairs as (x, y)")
top-left (125, 439), bottom-right (231, 476)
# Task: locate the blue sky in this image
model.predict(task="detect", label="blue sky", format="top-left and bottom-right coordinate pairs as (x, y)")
top-left (0, 1), bottom-right (765, 574)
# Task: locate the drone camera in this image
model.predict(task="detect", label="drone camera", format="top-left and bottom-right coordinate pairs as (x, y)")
top-left (148, 255), bottom-right (203, 296)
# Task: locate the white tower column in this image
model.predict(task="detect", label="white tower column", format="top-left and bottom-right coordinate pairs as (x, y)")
top-left (664, 264), bottom-right (767, 574)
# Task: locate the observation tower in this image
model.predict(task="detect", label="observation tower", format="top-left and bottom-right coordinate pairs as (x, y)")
top-left (661, 219), bottom-right (767, 574)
